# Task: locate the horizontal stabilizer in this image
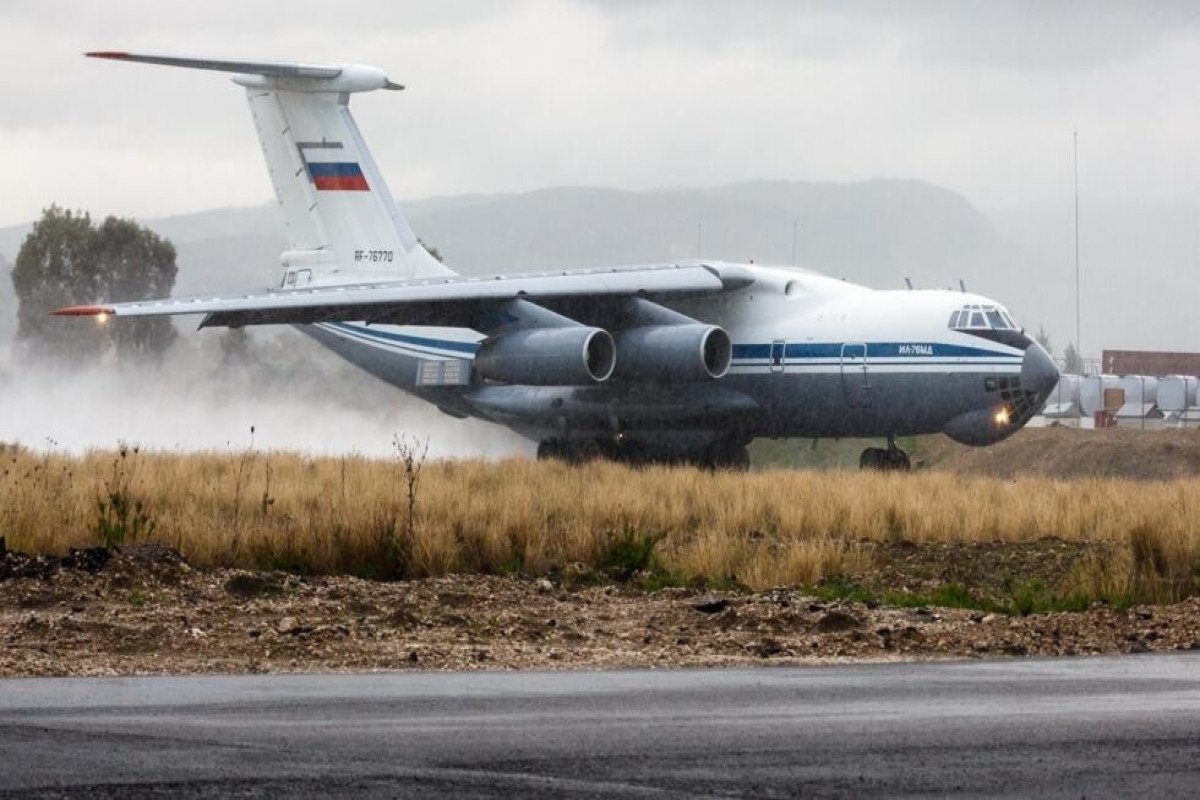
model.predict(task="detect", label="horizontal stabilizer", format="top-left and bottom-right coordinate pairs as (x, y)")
top-left (86, 51), bottom-right (403, 92)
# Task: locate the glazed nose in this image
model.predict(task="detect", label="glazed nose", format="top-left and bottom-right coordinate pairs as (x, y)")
top-left (1021, 342), bottom-right (1059, 397)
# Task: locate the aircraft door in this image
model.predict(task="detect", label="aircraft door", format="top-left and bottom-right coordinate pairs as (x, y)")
top-left (770, 340), bottom-right (785, 373)
top-left (840, 343), bottom-right (871, 408)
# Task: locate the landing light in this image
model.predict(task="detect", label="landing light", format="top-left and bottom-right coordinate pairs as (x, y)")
top-left (993, 406), bottom-right (1011, 426)
top-left (96, 312), bottom-right (109, 324)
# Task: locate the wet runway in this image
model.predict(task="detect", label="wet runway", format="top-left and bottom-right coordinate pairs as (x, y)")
top-left (1, 653), bottom-right (1198, 797)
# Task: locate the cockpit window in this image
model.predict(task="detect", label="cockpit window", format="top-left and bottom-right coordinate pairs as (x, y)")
top-left (949, 303), bottom-right (1030, 349)
top-left (949, 303), bottom-right (1022, 333)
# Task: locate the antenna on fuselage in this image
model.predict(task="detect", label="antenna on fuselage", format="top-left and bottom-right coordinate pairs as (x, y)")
top-left (904, 277), bottom-right (913, 290)
top-left (959, 279), bottom-right (967, 293)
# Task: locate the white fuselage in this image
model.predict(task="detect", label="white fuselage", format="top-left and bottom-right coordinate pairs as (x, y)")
top-left (303, 261), bottom-right (1058, 451)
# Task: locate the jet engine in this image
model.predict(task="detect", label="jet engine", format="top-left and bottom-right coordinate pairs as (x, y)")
top-left (475, 327), bottom-right (616, 385)
top-left (613, 324), bottom-right (732, 381)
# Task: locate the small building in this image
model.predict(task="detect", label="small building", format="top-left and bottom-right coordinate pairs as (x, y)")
top-left (1102, 350), bottom-right (1200, 376)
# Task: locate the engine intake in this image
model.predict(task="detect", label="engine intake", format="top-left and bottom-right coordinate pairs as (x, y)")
top-left (613, 324), bottom-right (732, 381)
top-left (475, 327), bottom-right (615, 385)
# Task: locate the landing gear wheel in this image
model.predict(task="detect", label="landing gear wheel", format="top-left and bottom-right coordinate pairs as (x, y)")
top-left (859, 447), bottom-right (889, 471)
top-left (885, 434), bottom-right (911, 472)
top-left (539, 438), bottom-right (607, 464)
top-left (887, 447), bottom-right (911, 471)
top-left (859, 439), bottom-right (911, 471)
top-left (572, 439), bottom-right (604, 464)
top-left (608, 440), bottom-right (649, 467)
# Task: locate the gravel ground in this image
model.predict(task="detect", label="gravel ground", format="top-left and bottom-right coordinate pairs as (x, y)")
top-left (2, 545), bottom-right (1199, 676)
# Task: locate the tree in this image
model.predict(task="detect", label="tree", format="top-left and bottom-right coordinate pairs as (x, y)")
top-left (95, 216), bottom-right (177, 358)
top-left (11, 206), bottom-right (178, 362)
top-left (11, 207), bottom-right (102, 361)
top-left (1063, 342), bottom-right (1083, 375)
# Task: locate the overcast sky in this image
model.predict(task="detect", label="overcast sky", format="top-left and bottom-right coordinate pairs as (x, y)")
top-left (2, 0), bottom-right (1198, 230)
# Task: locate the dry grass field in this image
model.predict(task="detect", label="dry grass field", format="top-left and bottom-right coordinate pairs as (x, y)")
top-left (2, 442), bottom-right (1198, 609)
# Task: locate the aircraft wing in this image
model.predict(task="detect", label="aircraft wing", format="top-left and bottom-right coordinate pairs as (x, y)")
top-left (52, 262), bottom-right (751, 329)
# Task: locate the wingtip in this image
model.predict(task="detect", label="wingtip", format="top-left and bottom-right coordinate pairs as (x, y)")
top-left (85, 51), bottom-right (131, 60)
top-left (51, 304), bottom-right (115, 317)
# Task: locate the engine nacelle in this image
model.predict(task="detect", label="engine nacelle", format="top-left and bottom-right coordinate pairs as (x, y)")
top-left (475, 327), bottom-right (616, 385)
top-left (613, 324), bottom-right (732, 381)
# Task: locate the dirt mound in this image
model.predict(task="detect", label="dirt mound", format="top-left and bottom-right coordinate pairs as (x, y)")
top-left (2, 538), bottom-right (1199, 676)
top-left (925, 427), bottom-right (1200, 480)
top-left (0, 540), bottom-right (184, 584)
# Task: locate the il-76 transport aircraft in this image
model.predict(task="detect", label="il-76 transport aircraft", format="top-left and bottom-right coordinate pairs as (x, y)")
top-left (56, 53), bottom-right (1058, 470)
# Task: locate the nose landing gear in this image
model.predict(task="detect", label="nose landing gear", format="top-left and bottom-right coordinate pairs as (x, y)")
top-left (860, 435), bottom-right (911, 471)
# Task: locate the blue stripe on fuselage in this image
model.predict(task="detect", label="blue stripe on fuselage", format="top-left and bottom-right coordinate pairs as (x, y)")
top-left (324, 324), bottom-right (1014, 365)
top-left (731, 342), bottom-right (1016, 360)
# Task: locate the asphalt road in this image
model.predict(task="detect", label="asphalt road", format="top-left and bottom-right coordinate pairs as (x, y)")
top-left (1, 654), bottom-right (1198, 798)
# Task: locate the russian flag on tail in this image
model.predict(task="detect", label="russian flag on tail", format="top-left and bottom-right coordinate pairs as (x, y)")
top-left (298, 141), bottom-right (369, 191)
top-left (308, 161), bottom-right (369, 191)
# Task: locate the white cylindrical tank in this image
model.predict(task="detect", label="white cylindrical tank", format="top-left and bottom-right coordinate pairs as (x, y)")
top-left (1157, 375), bottom-right (1199, 413)
top-left (1046, 374), bottom-right (1082, 407)
top-left (1117, 375), bottom-right (1159, 407)
top-left (1079, 374), bottom-right (1121, 415)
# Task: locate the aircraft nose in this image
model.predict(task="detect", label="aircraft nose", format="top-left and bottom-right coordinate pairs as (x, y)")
top-left (1021, 342), bottom-right (1059, 397)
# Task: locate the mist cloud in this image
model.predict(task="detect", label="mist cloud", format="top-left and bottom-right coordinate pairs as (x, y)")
top-left (0, 330), bottom-right (529, 459)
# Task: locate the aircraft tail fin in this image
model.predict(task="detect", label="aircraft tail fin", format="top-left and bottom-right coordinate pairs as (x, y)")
top-left (88, 52), bottom-right (452, 286)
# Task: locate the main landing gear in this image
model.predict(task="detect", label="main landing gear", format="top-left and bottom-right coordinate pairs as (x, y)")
top-left (537, 438), bottom-right (600, 463)
top-left (700, 439), bottom-right (751, 471)
top-left (536, 437), bottom-right (750, 471)
top-left (860, 435), bottom-right (911, 472)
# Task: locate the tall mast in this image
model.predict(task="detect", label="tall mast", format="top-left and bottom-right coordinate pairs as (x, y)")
top-left (1073, 129), bottom-right (1081, 372)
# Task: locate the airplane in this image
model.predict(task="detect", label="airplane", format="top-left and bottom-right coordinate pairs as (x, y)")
top-left (55, 53), bottom-right (1059, 470)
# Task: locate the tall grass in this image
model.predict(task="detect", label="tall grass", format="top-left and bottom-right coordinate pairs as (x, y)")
top-left (1, 447), bottom-right (1198, 602)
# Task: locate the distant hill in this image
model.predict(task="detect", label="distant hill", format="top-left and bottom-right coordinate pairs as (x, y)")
top-left (408, 180), bottom-right (1018, 285)
top-left (0, 179), bottom-right (1044, 348)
